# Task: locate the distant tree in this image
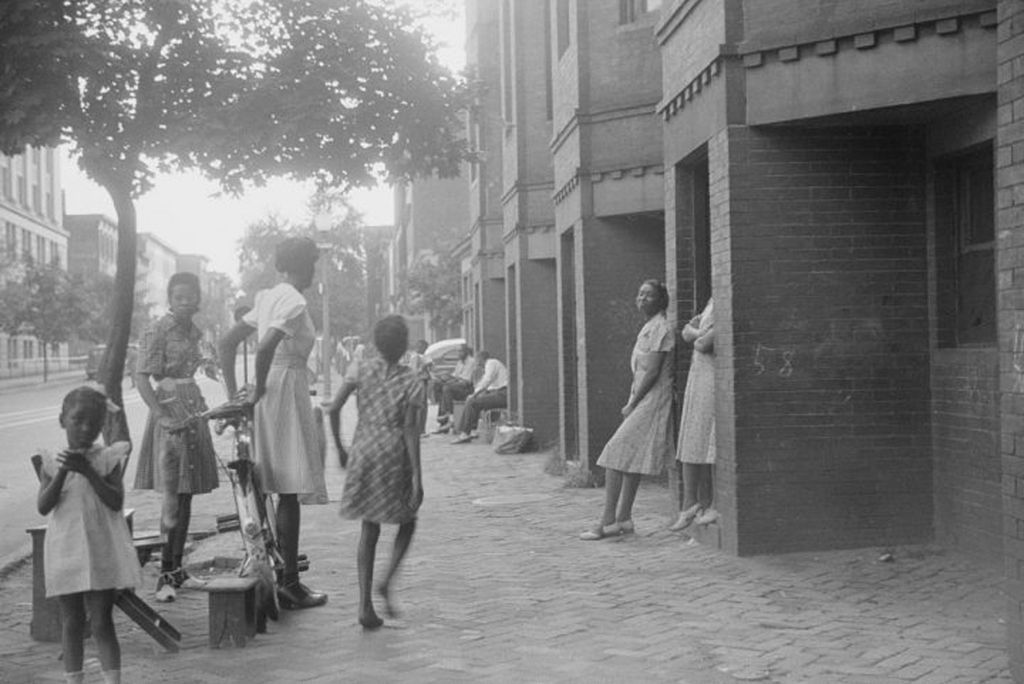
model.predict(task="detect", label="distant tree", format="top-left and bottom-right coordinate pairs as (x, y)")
top-left (237, 207), bottom-right (367, 341)
top-left (404, 250), bottom-right (462, 338)
top-left (0, 260), bottom-right (87, 381)
top-left (0, 0), bottom-right (466, 439)
top-left (73, 270), bottom-right (153, 345)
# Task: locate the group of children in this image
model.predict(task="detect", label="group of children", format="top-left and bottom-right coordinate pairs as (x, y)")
top-left (38, 241), bottom-right (429, 681)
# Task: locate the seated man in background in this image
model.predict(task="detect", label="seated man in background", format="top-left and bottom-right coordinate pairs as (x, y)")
top-left (433, 344), bottom-right (476, 433)
top-left (451, 350), bottom-right (508, 444)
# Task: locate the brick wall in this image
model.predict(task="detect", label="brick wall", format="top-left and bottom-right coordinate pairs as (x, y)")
top-left (930, 349), bottom-right (1001, 563)
top-left (741, 0), bottom-right (995, 47)
top-left (577, 215), bottom-right (666, 467)
top-left (996, 0), bottom-right (1024, 677)
top-left (714, 125), bottom-right (932, 555)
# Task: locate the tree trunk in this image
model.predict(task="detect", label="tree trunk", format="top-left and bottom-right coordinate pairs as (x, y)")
top-left (101, 182), bottom-right (137, 445)
top-left (42, 341), bottom-right (48, 383)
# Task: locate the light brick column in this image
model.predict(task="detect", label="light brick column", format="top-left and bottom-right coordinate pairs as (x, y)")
top-left (997, 1), bottom-right (1024, 678)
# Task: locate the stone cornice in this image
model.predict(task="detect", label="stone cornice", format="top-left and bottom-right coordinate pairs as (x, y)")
top-left (739, 10), bottom-right (996, 70)
top-left (553, 164), bottom-right (664, 206)
top-left (657, 55), bottom-right (727, 123)
top-left (500, 179), bottom-right (556, 207)
top-left (550, 101), bottom-right (662, 155)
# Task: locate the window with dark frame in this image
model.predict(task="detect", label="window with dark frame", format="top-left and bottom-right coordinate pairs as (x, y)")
top-left (934, 144), bottom-right (996, 347)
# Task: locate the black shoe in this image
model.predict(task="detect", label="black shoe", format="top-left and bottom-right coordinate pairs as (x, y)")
top-left (277, 581), bottom-right (328, 609)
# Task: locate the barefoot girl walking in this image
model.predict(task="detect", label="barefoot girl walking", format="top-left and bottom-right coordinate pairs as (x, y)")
top-left (37, 386), bottom-right (142, 684)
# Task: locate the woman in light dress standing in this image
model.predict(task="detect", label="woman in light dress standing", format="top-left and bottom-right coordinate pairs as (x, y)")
top-left (580, 279), bottom-right (675, 540)
top-left (670, 297), bottom-right (717, 531)
top-left (219, 236), bottom-right (328, 609)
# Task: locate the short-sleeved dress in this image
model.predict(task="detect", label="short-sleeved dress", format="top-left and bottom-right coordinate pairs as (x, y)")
top-left (596, 312), bottom-right (676, 475)
top-left (339, 358), bottom-right (425, 524)
top-left (243, 283), bottom-right (327, 502)
top-left (676, 299), bottom-right (716, 464)
top-left (134, 314), bottom-right (219, 495)
top-left (43, 442), bottom-right (143, 597)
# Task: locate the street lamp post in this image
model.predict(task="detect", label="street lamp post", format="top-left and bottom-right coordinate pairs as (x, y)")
top-left (313, 214), bottom-right (333, 399)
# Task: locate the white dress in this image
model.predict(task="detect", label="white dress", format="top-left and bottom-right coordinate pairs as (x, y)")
top-left (243, 283), bottom-right (328, 502)
top-left (676, 299), bottom-right (716, 464)
top-left (42, 442), bottom-right (142, 597)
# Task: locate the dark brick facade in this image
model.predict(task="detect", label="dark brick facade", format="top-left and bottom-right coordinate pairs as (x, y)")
top-left (710, 125), bottom-right (934, 554)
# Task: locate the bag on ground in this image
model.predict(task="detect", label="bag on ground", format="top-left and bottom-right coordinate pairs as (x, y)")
top-left (493, 425), bottom-right (534, 454)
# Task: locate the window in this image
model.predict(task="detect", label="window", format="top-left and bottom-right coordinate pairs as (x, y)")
top-left (17, 175), bottom-right (25, 205)
top-left (1, 160), bottom-right (9, 199)
top-left (23, 339), bottom-right (33, 359)
top-left (46, 191), bottom-right (53, 221)
top-left (935, 144), bottom-right (995, 346)
top-left (45, 148), bottom-right (53, 174)
top-left (19, 228), bottom-right (30, 260)
top-left (37, 235), bottom-right (46, 264)
top-left (7, 337), bottom-right (16, 362)
top-left (4, 222), bottom-right (15, 257)
top-left (556, 0), bottom-right (570, 57)
top-left (32, 184), bottom-right (40, 214)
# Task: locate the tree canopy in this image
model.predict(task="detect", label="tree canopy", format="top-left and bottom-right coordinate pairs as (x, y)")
top-left (0, 258), bottom-right (87, 381)
top-left (404, 250), bottom-right (461, 338)
top-left (0, 0), bottom-right (467, 431)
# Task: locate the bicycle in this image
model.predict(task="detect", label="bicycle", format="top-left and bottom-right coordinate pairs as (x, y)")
top-left (202, 399), bottom-right (281, 622)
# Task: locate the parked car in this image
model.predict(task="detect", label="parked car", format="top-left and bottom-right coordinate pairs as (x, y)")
top-left (85, 343), bottom-right (139, 383)
top-left (424, 338), bottom-right (466, 378)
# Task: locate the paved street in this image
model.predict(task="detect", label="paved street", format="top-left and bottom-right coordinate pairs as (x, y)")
top-left (0, 400), bottom-right (1011, 684)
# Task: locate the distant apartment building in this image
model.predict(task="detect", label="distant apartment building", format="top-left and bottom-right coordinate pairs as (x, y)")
top-left (0, 146), bottom-right (69, 376)
top-left (177, 253), bottom-right (233, 342)
top-left (137, 232), bottom-right (179, 319)
top-left (382, 177), bottom-right (470, 342)
top-left (65, 213), bottom-right (118, 278)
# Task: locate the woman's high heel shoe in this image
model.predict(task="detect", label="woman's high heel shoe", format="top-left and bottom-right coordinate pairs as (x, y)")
top-left (669, 504), bottom-right (701, 531)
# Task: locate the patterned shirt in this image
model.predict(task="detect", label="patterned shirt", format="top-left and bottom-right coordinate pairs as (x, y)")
top-left (136, 314), bottom-right (204, 379)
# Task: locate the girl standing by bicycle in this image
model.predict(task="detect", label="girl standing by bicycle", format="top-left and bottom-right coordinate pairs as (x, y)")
top-left (37, 386), bottom-right (141, 684)
top-left (329, 315), bottom-right (424, 629)
top-left (134, 272), bottom-right (220, 602)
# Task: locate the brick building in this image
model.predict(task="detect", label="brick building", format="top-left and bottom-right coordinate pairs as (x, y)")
top-left (549, 0), bottom-right (665, 466)
top-left (65, 213), bottom-right (117, 278)
top-left (498, 0), bottom-right (559, 445)
top-left (379, 177), bottom-right (468, 342)
top-left (455, 0), bottom-right (1024, 676)
top-left (463, 0), bottom-right (508, 361)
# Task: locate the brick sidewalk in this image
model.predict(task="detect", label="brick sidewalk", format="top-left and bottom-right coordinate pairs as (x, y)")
top-left (0, 424), bottom-right (1011, 683)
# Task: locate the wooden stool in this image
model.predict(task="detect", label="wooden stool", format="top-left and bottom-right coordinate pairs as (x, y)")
top-left (201, 576), bottom-right (260, 648)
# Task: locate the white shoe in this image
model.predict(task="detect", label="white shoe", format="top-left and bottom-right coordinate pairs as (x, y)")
top-left (154, 574), bottom-right (176, 602)
top-left (696, 508), bottom-right (719, 525)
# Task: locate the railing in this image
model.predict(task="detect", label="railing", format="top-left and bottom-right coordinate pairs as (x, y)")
top-left (0, 355), bottom-right (87, 380)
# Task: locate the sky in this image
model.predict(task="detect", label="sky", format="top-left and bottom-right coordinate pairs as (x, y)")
top-left (60, 2), bottom-right (465, 279)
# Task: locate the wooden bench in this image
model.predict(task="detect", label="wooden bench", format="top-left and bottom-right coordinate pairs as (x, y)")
top-left (200, 576), bottom-right (262, 648)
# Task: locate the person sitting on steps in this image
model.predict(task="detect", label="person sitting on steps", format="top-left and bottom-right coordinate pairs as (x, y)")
top-left (450, 350), bottom-right (508, 444)
top-left (432, 344), bottom-right (476, 433)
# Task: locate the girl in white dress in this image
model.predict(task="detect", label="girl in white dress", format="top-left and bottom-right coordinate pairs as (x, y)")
top-left (37, 386), bottom-right (141, 684)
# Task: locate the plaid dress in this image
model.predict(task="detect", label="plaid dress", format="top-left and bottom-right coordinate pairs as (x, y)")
top-left (339, 358), bottom-right (425, 524)
top-left (134, 314), bottom-right (219, 495)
